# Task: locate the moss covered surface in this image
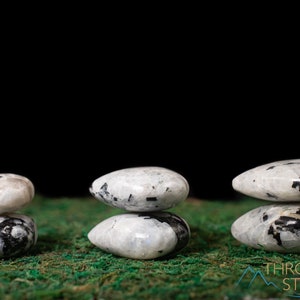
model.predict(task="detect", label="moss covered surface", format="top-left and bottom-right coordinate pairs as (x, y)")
top-left (1, 196), bottom-right (299, 299)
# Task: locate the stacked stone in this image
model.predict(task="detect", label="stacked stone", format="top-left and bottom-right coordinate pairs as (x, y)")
top-left (231, 159), bottom-right (300, 253)
top-left (88, 166), bottom-right (191, 259)
top-left (0, 174), bottom-right (37, 258)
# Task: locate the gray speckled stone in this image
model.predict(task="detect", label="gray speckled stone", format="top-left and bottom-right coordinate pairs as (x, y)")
top-left (0, 213), bottom-right (37, 258)
top-left (89, 167), bottom-right (189, 212)
top-left (232, 159), bottom-right (300, 201)
top-left (0, 173), bottom-right (35, 213)
top-left (231, 204), bottom-right (300, 253)
top-left (88, 212), bottom-right (190, 259)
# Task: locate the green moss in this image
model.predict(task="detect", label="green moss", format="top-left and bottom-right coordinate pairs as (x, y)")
top-left (0, 196), bottom-right (299, 299)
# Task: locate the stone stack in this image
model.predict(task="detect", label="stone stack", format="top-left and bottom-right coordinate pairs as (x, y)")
top-left (231, 159), bottom-right (300, 253)
top-left (88, 166), bottom-right (191, 259)
top-left (0, 174), bottom-right (37, 258)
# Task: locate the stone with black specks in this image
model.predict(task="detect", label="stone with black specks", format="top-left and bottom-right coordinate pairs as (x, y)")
top-left (0, 213), bottom-right (37, 258)
top-left (89, 167), bottom-right (189, 212)
top-left (88, 211), bottom-right (190, 259)
top-left (231, 204), bottom-right (300, 253)
top-left (232, 159), bottom-right (300, 201)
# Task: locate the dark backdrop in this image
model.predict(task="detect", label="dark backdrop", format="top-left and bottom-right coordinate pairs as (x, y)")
top-left (1, 6), bottom-right (299, 200)
top-left (2, 28), bottom-right (298, 200)
top-left (2, 99), bottom-right (298, 200)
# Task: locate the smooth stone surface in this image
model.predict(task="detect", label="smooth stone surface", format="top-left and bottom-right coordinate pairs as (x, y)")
top-left (0, 213), bottom-right (37, 258)
top-left (89, 167), bottom-right (189, 212)
top-left (88, 212), bottom-right (190, 259)
top-left (0, 173), bottom-right (35, 213)
top-left (232, 159), bottom-right (300, 201)
top-left (231, 204), bottom-right (300, 253)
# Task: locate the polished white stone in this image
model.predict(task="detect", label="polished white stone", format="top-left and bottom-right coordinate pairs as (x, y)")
top-left (231, 204), bottom-right (300, 253)
top-left (0, 174), bottom-right (35, 213)
top-left (88, 212), bottom-right (190, 259)
top-left (89, 167), bottom-right (189, 211)
top-left (0, 213), bottom-right (38, 258)
top-left (232, 159), bottom-right (300, 201)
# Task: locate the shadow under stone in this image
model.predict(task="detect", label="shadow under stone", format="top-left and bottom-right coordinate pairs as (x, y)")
top-left (30, 234), bottom-right (76, 255)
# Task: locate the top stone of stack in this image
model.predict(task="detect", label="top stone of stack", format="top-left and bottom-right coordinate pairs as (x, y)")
top-left (232, 159), bottom-right (300, 201)
top-left (89, 166), bottom-right (189, 212)
top-left (0, 173), bottom-right (35, 214)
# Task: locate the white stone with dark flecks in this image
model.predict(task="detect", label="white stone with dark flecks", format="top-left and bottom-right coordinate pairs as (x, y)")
top-left (231, 204), bottom-right (300, 253)
top-left (89, 167), bottom-right (189, 212)
top-left (0, 213), bottom-right (38, 258)
top-left (88, 212), bottom-right (190, 259)
top-left (0, 173), bottom-right (35, 213)
top-left (232, 159), bottom-right (300, 201)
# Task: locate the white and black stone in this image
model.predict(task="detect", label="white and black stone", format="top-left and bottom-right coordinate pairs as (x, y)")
top-left (0, 173), bottom-right (35, 213)
top-left (89, 167), bottom-right (189, 212)
top-left (0, 213), bottom-right (37, 258)
top-left (232, 159), bottom-right (300, 201)
top-left (88, 211), bottom-right (190, 259)
top-left (231, 204), bottom-right (300, 253)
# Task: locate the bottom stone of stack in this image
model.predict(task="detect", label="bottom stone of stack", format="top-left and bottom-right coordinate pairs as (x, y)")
top-left (0, 213), bottom-right (38, 258)
top-left (231, 204), bottom-right (300, 253)
top-left (88, 211), bottom-right (190, 259)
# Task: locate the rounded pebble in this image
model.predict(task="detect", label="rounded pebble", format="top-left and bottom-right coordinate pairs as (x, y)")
top-left (232, 159), bottom-right (300, 201)
top-left (88, 211), bottom-right (190, 259)
top-left (231, 204), bottom-right (300, 253)
top-left (0, 173), bottom-right (35, 213)
top-left (89, 167), bottom-right (189, 212)
top-left (0, 213), bottom-right (38, 258)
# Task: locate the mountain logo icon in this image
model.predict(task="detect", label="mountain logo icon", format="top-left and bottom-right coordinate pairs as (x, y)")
top-left (236, 265), bottom-right (300, 298)
top-left (236, 266), bottom-right (280, 290)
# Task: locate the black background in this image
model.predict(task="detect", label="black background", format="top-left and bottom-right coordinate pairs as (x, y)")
top-left (2, 97), bottom-right (298, 200)
top-left (2, 21), bottom-right (298, 200)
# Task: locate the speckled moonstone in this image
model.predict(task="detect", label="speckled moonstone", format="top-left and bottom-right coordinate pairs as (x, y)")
top-left (89, 167), bottom-right (189, 212)
top-left (0, 213), bottom-right (38, 258)
top-left (88, 212), bottom-right (190, 259)
top-left (0, 174), bottom-right (35, 213)
top-left (231, 204), bottom-right (300, 253)
top-left (232, 159), bottom-right (300, 201)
